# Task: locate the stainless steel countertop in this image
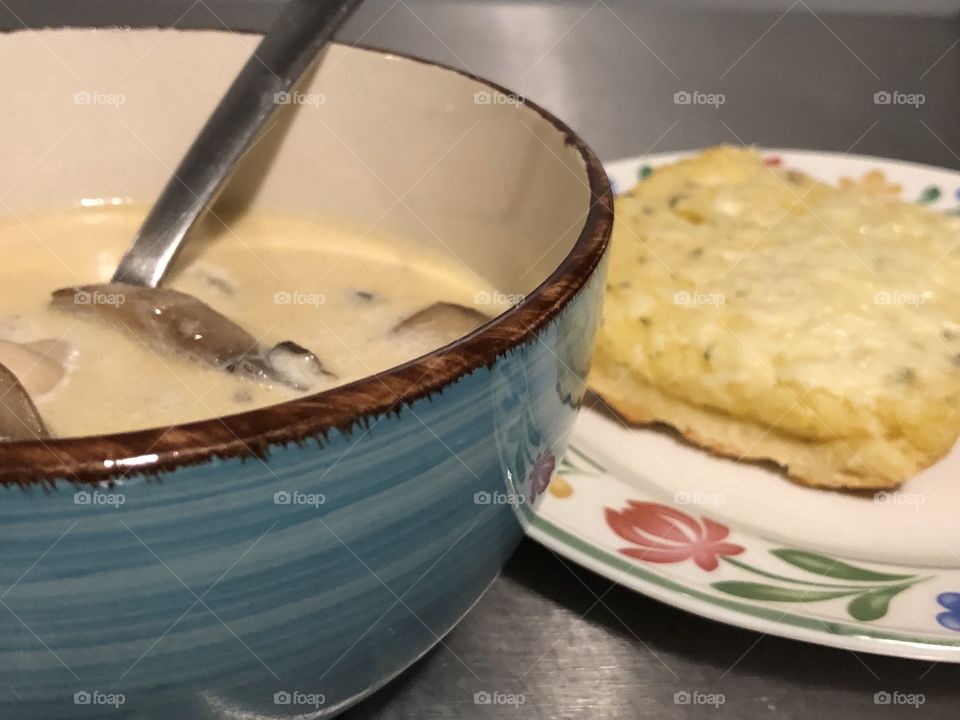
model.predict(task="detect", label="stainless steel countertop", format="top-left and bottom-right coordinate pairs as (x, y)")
top-left (3, 1), bottom-right (960, 717)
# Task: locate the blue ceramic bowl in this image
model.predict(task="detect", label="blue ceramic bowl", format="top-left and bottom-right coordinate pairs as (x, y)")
top-left (0, 30), bottom-right (611, 719)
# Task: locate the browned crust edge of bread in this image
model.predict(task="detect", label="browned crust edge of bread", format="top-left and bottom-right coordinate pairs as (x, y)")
top-left (587, 365), bottom-right (908, 490)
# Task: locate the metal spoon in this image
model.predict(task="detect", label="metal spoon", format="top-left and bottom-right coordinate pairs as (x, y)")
top-left (112, 0), bottom-right (364, 288)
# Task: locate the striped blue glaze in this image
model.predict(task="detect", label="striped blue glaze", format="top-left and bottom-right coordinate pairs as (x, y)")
top-left (0, 264), bottom-right (605, 719)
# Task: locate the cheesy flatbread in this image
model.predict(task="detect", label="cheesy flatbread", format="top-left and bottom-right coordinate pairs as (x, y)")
top-left (591, 147), bottom-right (960, 489)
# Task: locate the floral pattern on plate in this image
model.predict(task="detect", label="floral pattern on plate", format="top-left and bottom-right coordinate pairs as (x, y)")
top-left (524, 145), bottom-right (960, 662)
top-left (605, 499), bottom-right (930, 621)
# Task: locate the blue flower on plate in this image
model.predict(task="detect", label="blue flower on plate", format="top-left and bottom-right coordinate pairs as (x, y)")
top-left (935, 593), bottom-right (960, 631)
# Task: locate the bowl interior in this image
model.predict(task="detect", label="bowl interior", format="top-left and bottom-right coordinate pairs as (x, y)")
top-left (1, 30), bottom-right (592, 296)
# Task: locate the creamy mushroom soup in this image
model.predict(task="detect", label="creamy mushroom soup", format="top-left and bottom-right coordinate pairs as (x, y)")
top-left (0, 206), bottom-right (503, 438)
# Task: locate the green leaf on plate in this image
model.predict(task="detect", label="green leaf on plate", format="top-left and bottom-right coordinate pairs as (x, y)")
top-left (770, 549), bottom-right (914, 582)
top-left (638, 165), bottom-right (653, 180)
top-left (847, 584), bottom-right (912, 622)
top-left (514, 444), bottom-right (527, 485)
top-left (527, 418), bottom-right (541, 448)
top-left (917, 185), bottom-right (941, 204)
top-left (712, 581), bottom-right (856, 603)
top-left (560, 446), bottom-right (606, 476)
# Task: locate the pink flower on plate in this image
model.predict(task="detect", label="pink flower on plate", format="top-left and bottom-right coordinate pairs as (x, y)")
top-left (605, 500), bottom-right (745, 571)
top-left (527, 450), bottom-right (555, 504)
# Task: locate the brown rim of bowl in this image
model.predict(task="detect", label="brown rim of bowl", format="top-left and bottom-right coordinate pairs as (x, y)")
top-left (0, 34), bottom-right (613, 488)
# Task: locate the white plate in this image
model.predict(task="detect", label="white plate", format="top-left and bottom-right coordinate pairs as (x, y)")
top-left (527, 149), bottom-right (960, 662)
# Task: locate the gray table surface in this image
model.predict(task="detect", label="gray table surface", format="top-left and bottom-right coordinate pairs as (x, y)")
top-left (4, 1), bottom-right (960, 717)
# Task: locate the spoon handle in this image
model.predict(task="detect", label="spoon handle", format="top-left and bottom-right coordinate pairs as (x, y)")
top-left (112, 0), bottom-right (364, 288)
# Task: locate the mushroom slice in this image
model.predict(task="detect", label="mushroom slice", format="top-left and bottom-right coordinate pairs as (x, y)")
top-left (223, 342), bottom-right (335, 391)
top-left (0, 339), bottom-right (69, 397)
top-left (51, 283), bottom-right (328, 390)
top-left (268, 341), bottom-right (336, 387)
top-left (392, 302), bottom-right (490, 344)
top-left (23, 338), bottom-right (73, 364)
top-left (0, 361), bottom-right (48, 441)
